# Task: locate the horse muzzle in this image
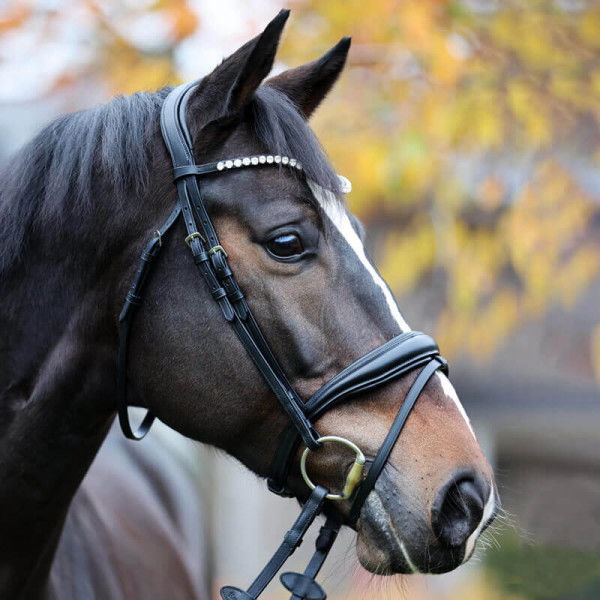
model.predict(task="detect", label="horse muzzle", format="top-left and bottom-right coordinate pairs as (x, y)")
top-left (357, 467), bottom-right (497, 574)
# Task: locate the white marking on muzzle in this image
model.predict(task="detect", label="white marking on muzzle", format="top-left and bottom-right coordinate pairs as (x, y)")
top-left (463, 488), bottom-right (496, 562)
top-left (369, 491), bottom-right (420, 573)
top-left (308, 181), bottom-right (410, 332)
top-left (436, 372), bottom-right (476, 439)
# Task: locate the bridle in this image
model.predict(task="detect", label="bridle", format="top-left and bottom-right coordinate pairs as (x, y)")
top-left (116, 80), bottom-right (449, 600)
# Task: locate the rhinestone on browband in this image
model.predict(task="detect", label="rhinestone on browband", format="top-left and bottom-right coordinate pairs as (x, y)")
top-left (214, 154), bottom-right (352, 194)
top-left (216, 155), bottom-right (302, 172)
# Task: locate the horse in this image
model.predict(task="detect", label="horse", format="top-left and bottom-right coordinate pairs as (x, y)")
top-left (0, 10), bottom-right (497, 599)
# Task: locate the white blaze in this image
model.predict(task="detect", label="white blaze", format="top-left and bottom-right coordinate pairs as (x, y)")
top-left (309, 180), bottom-right (475, 434)
top-left (308, 180), bottom-right (410, 332)
top-left (437, 372), bottom-right (476, 438)
top-left (311, 180), bottom-right (492, 559)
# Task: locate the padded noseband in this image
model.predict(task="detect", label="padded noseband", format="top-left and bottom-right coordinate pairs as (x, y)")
top-left (307, 331), bottom-right (446, 415)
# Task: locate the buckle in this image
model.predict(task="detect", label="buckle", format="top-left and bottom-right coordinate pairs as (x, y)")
top-left (184, 232), bottom-right (205, 246)
top-left (209, 244), bottom-right (228, 257)
top-left (300, 436), bottom-right (365, 501)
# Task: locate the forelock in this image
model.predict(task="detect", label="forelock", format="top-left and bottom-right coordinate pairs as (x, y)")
top-left (248, 86), bottom-right (343, 205)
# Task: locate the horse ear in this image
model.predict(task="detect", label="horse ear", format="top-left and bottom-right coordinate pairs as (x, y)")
top-left (187, 9), bottom-right (289, 126)
top-left (265, 37), bottom-right (351, 118)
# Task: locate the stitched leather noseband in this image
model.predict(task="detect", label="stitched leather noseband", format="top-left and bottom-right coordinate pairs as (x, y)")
top-left (116, 81), bottom-right (449, 600)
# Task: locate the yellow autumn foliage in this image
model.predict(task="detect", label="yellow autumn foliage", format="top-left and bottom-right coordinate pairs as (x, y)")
top-left (4, 0), bottom-right (598, 375)
top-left (283, 0), bottom-right (600, 372)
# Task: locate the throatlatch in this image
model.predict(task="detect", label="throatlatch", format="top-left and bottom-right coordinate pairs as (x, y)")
top-left (116, 80), bottom-right (449, 600)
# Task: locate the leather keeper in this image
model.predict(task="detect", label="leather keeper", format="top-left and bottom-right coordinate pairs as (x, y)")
top-left (193, 251), bottom-right (210, 265)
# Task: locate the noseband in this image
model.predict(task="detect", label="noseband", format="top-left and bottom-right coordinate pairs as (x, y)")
top-left (116, 80), bottom-right (448, 600)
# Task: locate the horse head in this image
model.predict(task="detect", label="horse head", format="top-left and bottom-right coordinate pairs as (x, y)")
top-left (119, 11), bottom-right (496, 577)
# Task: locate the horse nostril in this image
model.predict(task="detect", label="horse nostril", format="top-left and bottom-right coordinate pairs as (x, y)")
top-left (431, 474), bottom-right (486, 549)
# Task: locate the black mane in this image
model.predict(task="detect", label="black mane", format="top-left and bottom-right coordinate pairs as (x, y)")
top-left (0, 90), bottom-right (168, 273)
top-left (0, 84), bottom-right (341, 274)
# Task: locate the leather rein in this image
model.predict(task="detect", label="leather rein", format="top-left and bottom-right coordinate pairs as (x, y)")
top-left (116, 80), bottom-right (449, 600)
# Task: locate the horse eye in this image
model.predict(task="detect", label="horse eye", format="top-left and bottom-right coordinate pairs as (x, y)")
top-left (266, 233), bottom-right (304, 259)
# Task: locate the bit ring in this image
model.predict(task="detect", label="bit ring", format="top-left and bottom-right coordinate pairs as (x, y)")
top-left (300, 436), bottom-right (366, 501)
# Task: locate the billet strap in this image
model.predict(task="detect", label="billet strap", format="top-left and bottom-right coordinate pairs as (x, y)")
top-left (220, 486), bottom-right (329, 600)
top-left (160, 81), bottom-right (320, 449)
top-left (117, 205), bottom-right (181, 440)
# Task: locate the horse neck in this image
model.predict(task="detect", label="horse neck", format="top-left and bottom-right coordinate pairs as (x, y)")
top-left (0, 176), bottom-right (125, 598)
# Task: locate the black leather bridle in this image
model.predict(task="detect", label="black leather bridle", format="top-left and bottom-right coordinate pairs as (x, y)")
top-left (116, 80), bottom-right (449, 600)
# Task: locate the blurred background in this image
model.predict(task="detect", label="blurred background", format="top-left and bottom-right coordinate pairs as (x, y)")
top-left (1, 0), bottom-right (599, 598)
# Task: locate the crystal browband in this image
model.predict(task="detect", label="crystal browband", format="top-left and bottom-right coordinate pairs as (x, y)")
top-left (172, 154), bottom-right (352, 193)
top-left (217, 154), bottom-right (302, 170)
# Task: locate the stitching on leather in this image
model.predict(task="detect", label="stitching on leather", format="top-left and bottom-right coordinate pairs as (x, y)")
top-left (306, 332), bottom-right (423, 410)
top-left (308, 353), bottom-right (438, 419)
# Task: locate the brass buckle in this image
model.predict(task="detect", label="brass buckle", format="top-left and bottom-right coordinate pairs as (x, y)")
top-left (209, 245), bottom-right (228, 258)
top-left (300, 436), bottom-right (365, 501)
top-left (185, 232), bottom-right (205, 246)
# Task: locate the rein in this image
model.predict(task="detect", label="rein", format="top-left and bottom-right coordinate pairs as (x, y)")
top-left (116, 80), bottom-right (448, 600)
